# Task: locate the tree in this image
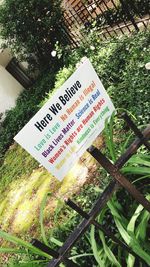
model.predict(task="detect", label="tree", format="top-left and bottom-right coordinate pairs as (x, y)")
top-left (0, 0), bottom-right (69, 70)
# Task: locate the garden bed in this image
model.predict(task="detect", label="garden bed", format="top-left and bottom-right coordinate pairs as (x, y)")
top-left (0, 30), bottom-right (150, 266)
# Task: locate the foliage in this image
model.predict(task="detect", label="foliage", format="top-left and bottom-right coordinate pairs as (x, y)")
top-left (42, 115), bottom-right (150, 267)
top-left (1, 184), bottom-right (100, 267)
top-left (0, 230), bottom-right (51, 267)
top-left (86, 113), bottom-right (150, 267)
top-left (37, 110), bottom-right (150, 267)
top-left (0, 0), bottom-right (69, 69)
top-left (0, 24), bottom-right (150, 267)
top-left (57, 30), bottom-right (150, 124)
top-left (89, 193), bottom-right (150, 267)
top-left (1, 31), bottom-right (149, 161)
top-left (2, 140), bottom-right (150, 267)
top-left (4, 140), bottom-right (150, 267)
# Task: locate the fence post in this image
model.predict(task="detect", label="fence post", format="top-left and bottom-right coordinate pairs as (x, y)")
top-left (119, 0), bottom-right (139, 31)
top-left (88, 146), bottom-right (150, 213)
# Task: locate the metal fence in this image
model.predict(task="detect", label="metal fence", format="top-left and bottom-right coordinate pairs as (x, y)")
top-left (62, 0), bottom-right (150, 46)
top-left (28, 2), bottom-right (150, 265)
top-left (31, 113), bottom-right (150, 266)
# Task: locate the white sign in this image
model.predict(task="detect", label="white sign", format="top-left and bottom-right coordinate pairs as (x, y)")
top-left (14, 58), bottom-right (115, 180)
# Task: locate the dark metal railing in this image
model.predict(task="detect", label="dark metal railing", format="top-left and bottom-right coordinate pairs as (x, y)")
top-left (31, 112), bottom-right (150, 266)
top-left (62, 0), bottom-right (149, 46)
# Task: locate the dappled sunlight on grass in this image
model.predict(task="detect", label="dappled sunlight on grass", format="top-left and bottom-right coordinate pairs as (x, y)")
top-left (11, 199), bottom-right (37, 233)
top-left (36, 172), bottom-right (53, 201)
top-left (0, 137), bottom-right (103, 238)
top-left (0, 199), bottom-right (7, 217)
top-left (0, 161), bottom-right (89, 235)
top-left (0, 143), bottom-right (39, 195)
top-left (0, 169), bottom-right (53, 233)
top-left (59, 163), bottom-right (87, 196)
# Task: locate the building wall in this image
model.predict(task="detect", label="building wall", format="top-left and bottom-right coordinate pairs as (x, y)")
top-left (0, 35), bottom-right (24, 120)
top-left (0, 48), bottom-right (13, 67)
top-left (0, 65), bottom-right (23, 120)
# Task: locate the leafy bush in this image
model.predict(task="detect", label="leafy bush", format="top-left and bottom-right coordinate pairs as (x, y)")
top-left (87, 114), bottom-right (150, 267)
top-left (0, 0), bottom-right (69, 69)
top-left (1, 30), bottom-right (149, 162)
top-left (47, 30), bottom-right (150, 124)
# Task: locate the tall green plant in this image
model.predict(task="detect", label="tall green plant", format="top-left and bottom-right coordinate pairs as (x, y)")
top-left (89, 113), bottom-right (150, 266)
top-left (0, 230), bottom-right (51, 263)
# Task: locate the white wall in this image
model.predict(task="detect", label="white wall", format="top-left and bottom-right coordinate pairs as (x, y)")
top-left (0, 65), bottom-right (24, 120)
top-left (0, 48), bottom-right (13, 67)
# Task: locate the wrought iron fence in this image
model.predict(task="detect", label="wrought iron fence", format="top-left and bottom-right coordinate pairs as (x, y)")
top-left (61, 0), bottom-right (150, 46)
top-left (31, 113), bottom-right (150, 266)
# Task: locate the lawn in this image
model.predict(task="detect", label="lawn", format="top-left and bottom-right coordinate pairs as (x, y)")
top-left (0, 140), bottom-right (101, 240)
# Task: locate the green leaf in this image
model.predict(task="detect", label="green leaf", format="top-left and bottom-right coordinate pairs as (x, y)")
top-left (132, 175), bottom-right (150, 184)
top-left (90, 225), bottom-right (105, 267)
top-left (50, 237), bottom-right (63, 247)
top-left (40, 192), bottom-right (51, 246)
top-left (127, 204), bottom-right (143, 233)
top-left (136, 209), bottom-right (150, 242)
top-left (122, 166), bottom-right (150, 175)
top-left (104, 112), bottom-right (117, 163)
top-left (137, 216), bottom-right (149, 242)
top-left (0, 230), bottom-right (51, 259)
top-left (127, 253), bottom-right (135, 267)
top-left (0, 248), bottom-right (25, 254)
top-left (70, 253), bottom-right (94, 260)
top-left (127, 155), bottom-right (150, 167)
top-left (114, 220), bottom-right (150, 265)
top-left (114, 219), bottom-right (131, 245)
top-left (126, 203), bottom-right (144, 267)
top-left (107, 200), bottom-right (127, 226)
top-left (99, 231), bottom-right (121, 267)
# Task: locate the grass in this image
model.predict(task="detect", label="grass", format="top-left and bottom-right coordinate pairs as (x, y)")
top-left (0, 167), bottom-right (56, 234)
top-left (0, 137), bottom-right (101, 247)
top-left (0, 143), bottom-right (39, 195)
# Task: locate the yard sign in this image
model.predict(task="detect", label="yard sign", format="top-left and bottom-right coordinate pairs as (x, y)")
top-left (14, 58), bottom-right (115, 180)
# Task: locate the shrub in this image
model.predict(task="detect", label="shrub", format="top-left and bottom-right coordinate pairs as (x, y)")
top-left (1, 31), bottom-right (149, 160)
top-left (0, 0), bottom-right (69, 69)
top-left (56, 31), bottom-right (150, 124)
